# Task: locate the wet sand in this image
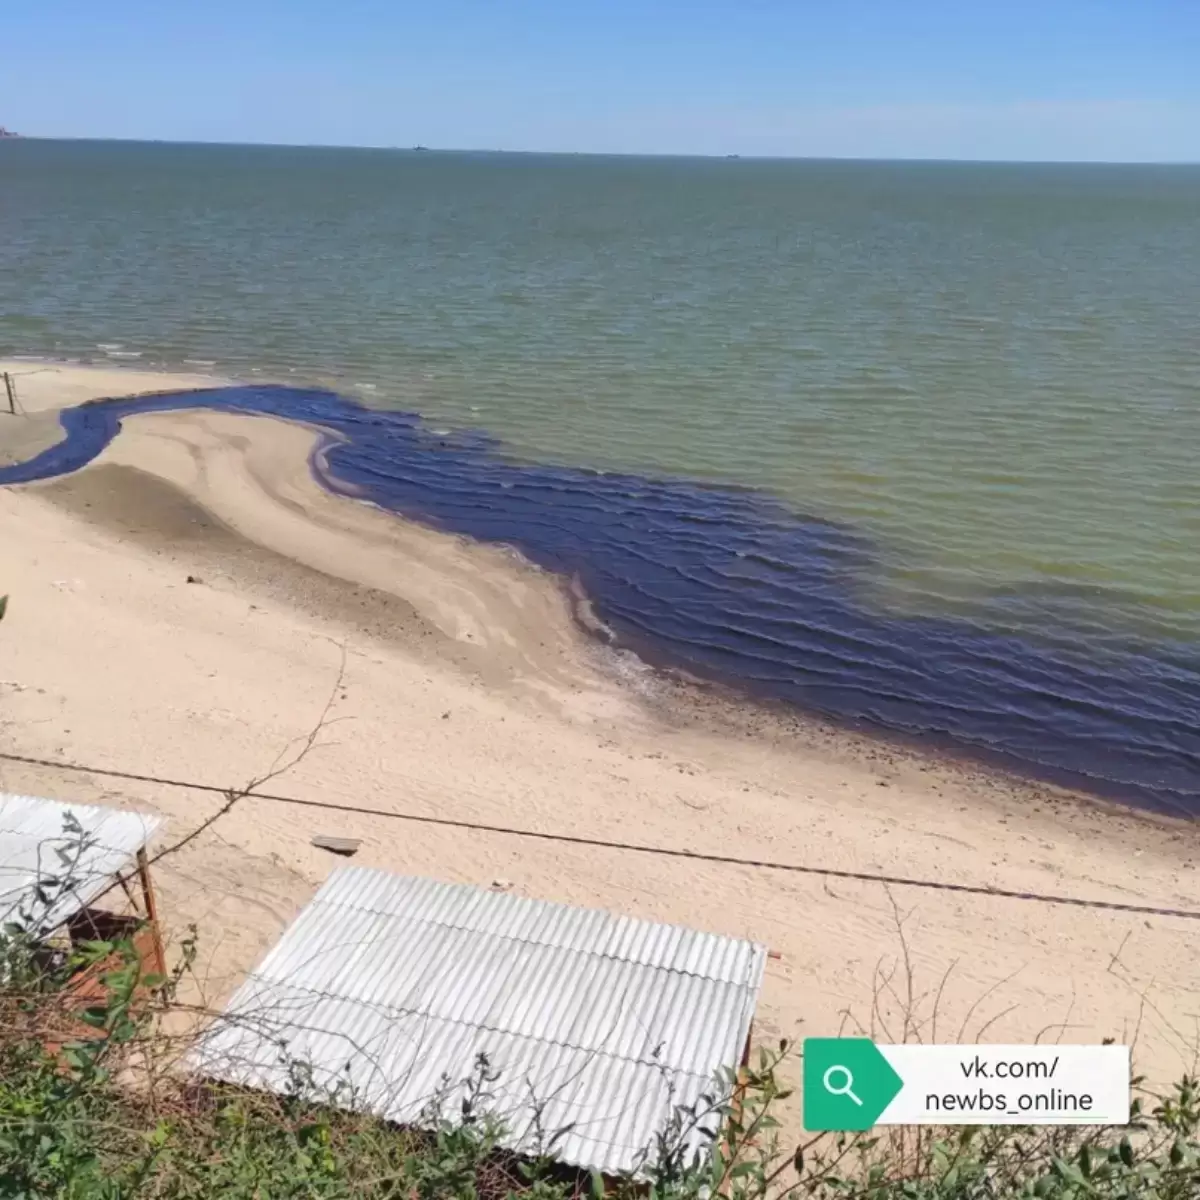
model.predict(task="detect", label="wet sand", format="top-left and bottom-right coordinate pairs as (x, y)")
top-left (1, 360), bottom-right (1197, 1129)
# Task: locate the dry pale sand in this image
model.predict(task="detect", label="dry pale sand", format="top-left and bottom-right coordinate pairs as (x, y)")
top-left (1, 361), bottom-right (1198, 1130)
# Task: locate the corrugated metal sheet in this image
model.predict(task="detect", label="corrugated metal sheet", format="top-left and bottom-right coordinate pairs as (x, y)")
top-left (0, 793), bottom-right (164, 934)
top-left (192, 867), bottom-right (766, 1176)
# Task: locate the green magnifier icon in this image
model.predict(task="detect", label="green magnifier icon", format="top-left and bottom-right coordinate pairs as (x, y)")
top-left (823, 1064), bottom-right (862, 1106)
top-left (804, 1039), bottom-right (903, 1130)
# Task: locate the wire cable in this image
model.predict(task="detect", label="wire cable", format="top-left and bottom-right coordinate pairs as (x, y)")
top-left (2, 748), bottom-right (1197, 922)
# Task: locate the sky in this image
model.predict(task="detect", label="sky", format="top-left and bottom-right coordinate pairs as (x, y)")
top-left (2, 1), bottom-right (1198, 161)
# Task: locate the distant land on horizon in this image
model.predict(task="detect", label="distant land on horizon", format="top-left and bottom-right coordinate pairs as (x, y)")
top-left (0, 133), bottom-right (1198, 166)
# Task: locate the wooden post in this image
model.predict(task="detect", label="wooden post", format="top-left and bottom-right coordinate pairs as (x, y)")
top-left (730, 1027), bottom-right (753, 1122)
top-left (135, 847), bottom-right (167, 977)
top-left (715, 1027), bottom-right (756, 1198)
top-left (2, 372), bottom-right (14, 415)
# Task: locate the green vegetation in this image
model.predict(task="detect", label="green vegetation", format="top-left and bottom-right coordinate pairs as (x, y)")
top-left (1, 886), bottom-right (1197, 1200)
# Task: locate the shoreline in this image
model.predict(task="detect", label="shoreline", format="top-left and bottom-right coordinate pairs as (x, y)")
top-left (5, 357), bottom-right (1196, 821)
top-left (1, 360), bottom-right (1198, 1121)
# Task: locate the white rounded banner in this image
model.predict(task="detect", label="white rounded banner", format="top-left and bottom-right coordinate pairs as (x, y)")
top-left (876, 1044), bottom-right (1130, 1125)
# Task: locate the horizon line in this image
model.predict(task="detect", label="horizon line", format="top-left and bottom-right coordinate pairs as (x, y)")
top-left (4, 134), bottom-right (1199, 167)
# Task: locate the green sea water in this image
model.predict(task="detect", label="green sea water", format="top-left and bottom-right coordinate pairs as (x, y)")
top-left (3, 140), bottom-right (1199, 644)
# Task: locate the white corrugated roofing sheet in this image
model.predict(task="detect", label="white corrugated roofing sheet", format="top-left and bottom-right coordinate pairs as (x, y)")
top-left (192, 868), bottom-right (767, 1176)
top-left (0, 793), bottom-right (164, 934)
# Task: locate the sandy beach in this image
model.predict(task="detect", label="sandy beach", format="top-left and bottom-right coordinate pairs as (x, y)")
top-left (1, 360), bottom-right (1197, 1126)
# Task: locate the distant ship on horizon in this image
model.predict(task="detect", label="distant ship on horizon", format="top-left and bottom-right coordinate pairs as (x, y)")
top-left (0, 127), bottom-right (20, 139)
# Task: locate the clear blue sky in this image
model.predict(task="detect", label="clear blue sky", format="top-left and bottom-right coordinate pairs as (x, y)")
top-left (3, 0), bottom-right (1197, 161)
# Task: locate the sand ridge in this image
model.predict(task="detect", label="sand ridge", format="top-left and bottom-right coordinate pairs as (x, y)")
top-left (1, 361), bottom-right (1197, 1132)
